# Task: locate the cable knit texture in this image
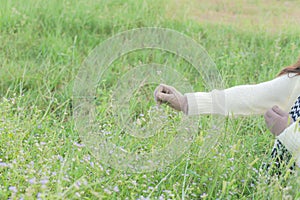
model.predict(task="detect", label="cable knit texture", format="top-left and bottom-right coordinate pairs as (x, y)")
top-left (277, 118), bottom-right (300, 166)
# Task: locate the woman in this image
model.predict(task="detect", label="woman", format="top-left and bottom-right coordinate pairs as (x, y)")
top-left (154, 58), bottom-right (300, 175)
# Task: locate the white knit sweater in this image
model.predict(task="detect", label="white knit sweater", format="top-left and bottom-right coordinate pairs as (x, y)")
top-left (185, 73), bottom-right (300, 166)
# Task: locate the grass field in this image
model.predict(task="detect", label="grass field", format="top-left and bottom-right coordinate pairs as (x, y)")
top-left (1, 0), bottom-right (300, 199)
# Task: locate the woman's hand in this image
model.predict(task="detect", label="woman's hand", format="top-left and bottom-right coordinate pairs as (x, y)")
top-left (264, 105), bottom-right (292, 136)
top-left (154, 84), bottom-right (188, 114)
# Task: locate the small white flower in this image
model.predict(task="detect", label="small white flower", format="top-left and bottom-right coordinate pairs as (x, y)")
top-left (104, 188), bottom-right (112, 195)
top-left (9, 186), bottom-right (17, 193)
top-left (113, 185), bottom-right (119, 193)
top-left (200, 192), bottom-right (208, 198)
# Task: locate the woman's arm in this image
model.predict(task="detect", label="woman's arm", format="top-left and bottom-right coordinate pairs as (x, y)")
top-left (185, 73), bottom-right (300, 116)
top-left (277, 122), bottom-right (300, 167)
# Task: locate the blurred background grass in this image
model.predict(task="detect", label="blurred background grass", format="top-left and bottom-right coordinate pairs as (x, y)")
top-left (1, 0), bottom-right (300, 199)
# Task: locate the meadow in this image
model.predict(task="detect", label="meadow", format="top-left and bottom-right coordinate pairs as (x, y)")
top-left (1, 0), bottom-right (300, 199)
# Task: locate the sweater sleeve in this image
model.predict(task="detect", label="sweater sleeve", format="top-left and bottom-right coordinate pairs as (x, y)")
top-left (277, 122), bottom-right (300, 167)
top-left (185, 74), bottom-right (300, 116)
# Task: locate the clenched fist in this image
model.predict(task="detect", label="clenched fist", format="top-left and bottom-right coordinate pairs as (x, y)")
top-left (154, 84), bottom-right (188, 114)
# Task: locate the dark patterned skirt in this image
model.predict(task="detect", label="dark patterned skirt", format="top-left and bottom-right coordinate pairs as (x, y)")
top-left (262, 139), bottom-right (295, 176)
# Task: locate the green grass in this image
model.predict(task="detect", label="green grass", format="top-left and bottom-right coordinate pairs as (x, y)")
top-left (1, 0), bottom-right (300, 199)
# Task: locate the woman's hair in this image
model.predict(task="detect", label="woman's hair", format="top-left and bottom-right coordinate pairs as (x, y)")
top-left (278, 58), bottom-right (300, 76)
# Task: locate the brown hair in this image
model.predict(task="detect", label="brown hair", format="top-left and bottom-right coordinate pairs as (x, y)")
top-left (278, 58), bottom-right (300, 76)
